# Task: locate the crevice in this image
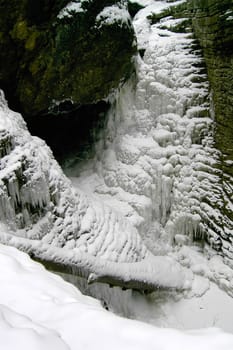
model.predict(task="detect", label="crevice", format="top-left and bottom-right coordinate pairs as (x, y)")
top-left (25, 100), bottom-right (110, 163)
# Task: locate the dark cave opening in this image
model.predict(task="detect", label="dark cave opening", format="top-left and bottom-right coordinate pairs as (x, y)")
top-left (25, 100), bottom-right (110, 164)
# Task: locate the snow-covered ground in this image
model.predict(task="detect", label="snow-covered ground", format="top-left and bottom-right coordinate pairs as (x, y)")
top-left (1, 243), bottom-right (233, 350)
top-left (59, 244), bottom-right (233, 333)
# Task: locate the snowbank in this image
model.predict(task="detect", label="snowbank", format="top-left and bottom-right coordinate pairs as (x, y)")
top-left (1, 243), bottom-right (233, 350)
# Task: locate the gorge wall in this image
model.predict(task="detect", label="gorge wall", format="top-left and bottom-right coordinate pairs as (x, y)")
top-left (189, 0), bottom-right (233, 180)
top-left (147, 0), bottom-right (233, 261)
top-left (187, 0), bottom-right (233, 261)
top-left (0, 0), bottom-right (136, 116)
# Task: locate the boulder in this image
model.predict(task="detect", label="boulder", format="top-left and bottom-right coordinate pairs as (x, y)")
top-left (0, 0), bottom-right (136, 116)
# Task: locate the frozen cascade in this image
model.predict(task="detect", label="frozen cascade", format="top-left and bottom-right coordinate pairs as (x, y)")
top-left (65, 1), bottom-right (231, 256)
top-left (66, 5), bottom-right (219, 253)
top-left (0, 73), bottom-right (191, 292)
top-left (61, 0), bottom-right (233, 324)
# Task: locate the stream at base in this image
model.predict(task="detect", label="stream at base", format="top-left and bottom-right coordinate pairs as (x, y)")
top-left (58, 271), bottom-right (233, 333)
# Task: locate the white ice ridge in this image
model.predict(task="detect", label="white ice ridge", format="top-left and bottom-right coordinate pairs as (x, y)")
top-left (0, 90), bottom-right (193, 291)
top-left (1, 243), bottom-right (233, 350)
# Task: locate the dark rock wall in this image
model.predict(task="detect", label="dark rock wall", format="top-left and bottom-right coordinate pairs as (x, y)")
top-left (27, 100), bottom-right (110, 161)
top-left (187, 0), bottom-right (233, 256)
top-left (0, 0), bottom-right (136, 116)
top-left (188, 0), bottom-right (233, 177)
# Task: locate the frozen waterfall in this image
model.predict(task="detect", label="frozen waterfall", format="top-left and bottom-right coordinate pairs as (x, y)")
top-left (60, 0), bottom-right (233, 329)
top-left (65, 2), bottom-right (222, 256)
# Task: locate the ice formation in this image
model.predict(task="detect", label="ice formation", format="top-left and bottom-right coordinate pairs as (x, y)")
top-left (66, 1), bottom-right (232, 260)
top-left (0, 86), bottom-right (192, 291)
top-left (63, 0), bottom-right (233, 297)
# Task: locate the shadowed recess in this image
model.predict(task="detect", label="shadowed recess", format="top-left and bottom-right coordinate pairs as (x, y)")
top-left (26, 100), bottom-right (110, 162)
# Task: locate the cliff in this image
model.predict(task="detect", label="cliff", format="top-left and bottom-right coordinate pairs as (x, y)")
top-left (0, 0), bottom-right (136, 116)
top-left (189, 0), bottom-right (233, 262)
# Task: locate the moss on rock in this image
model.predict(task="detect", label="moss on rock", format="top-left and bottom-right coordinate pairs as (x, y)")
top-left (0, 0), bottom-right (136, 116)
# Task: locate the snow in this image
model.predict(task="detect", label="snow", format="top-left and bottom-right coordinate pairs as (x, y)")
top-left (57, 1), bottom-right (86, 19)
top-left (95, 4), bottom-right (131, 28)
top-left (224, 9), bottom-right (233, 21)
top-left (1, 243), bottom-right (233, 350)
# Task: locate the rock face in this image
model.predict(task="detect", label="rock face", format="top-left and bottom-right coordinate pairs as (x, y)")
top-left (187, 1), bottom-right (233, 175)
top-left (0, 0), bottom-right (136, 116)
top-left (188, 0), bottom-right (233, 261)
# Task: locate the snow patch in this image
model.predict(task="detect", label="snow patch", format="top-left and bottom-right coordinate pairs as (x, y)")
top-left (95, 4), bottom-right (131, 28)
top-left (57, 1), bottom-right (86, 19)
